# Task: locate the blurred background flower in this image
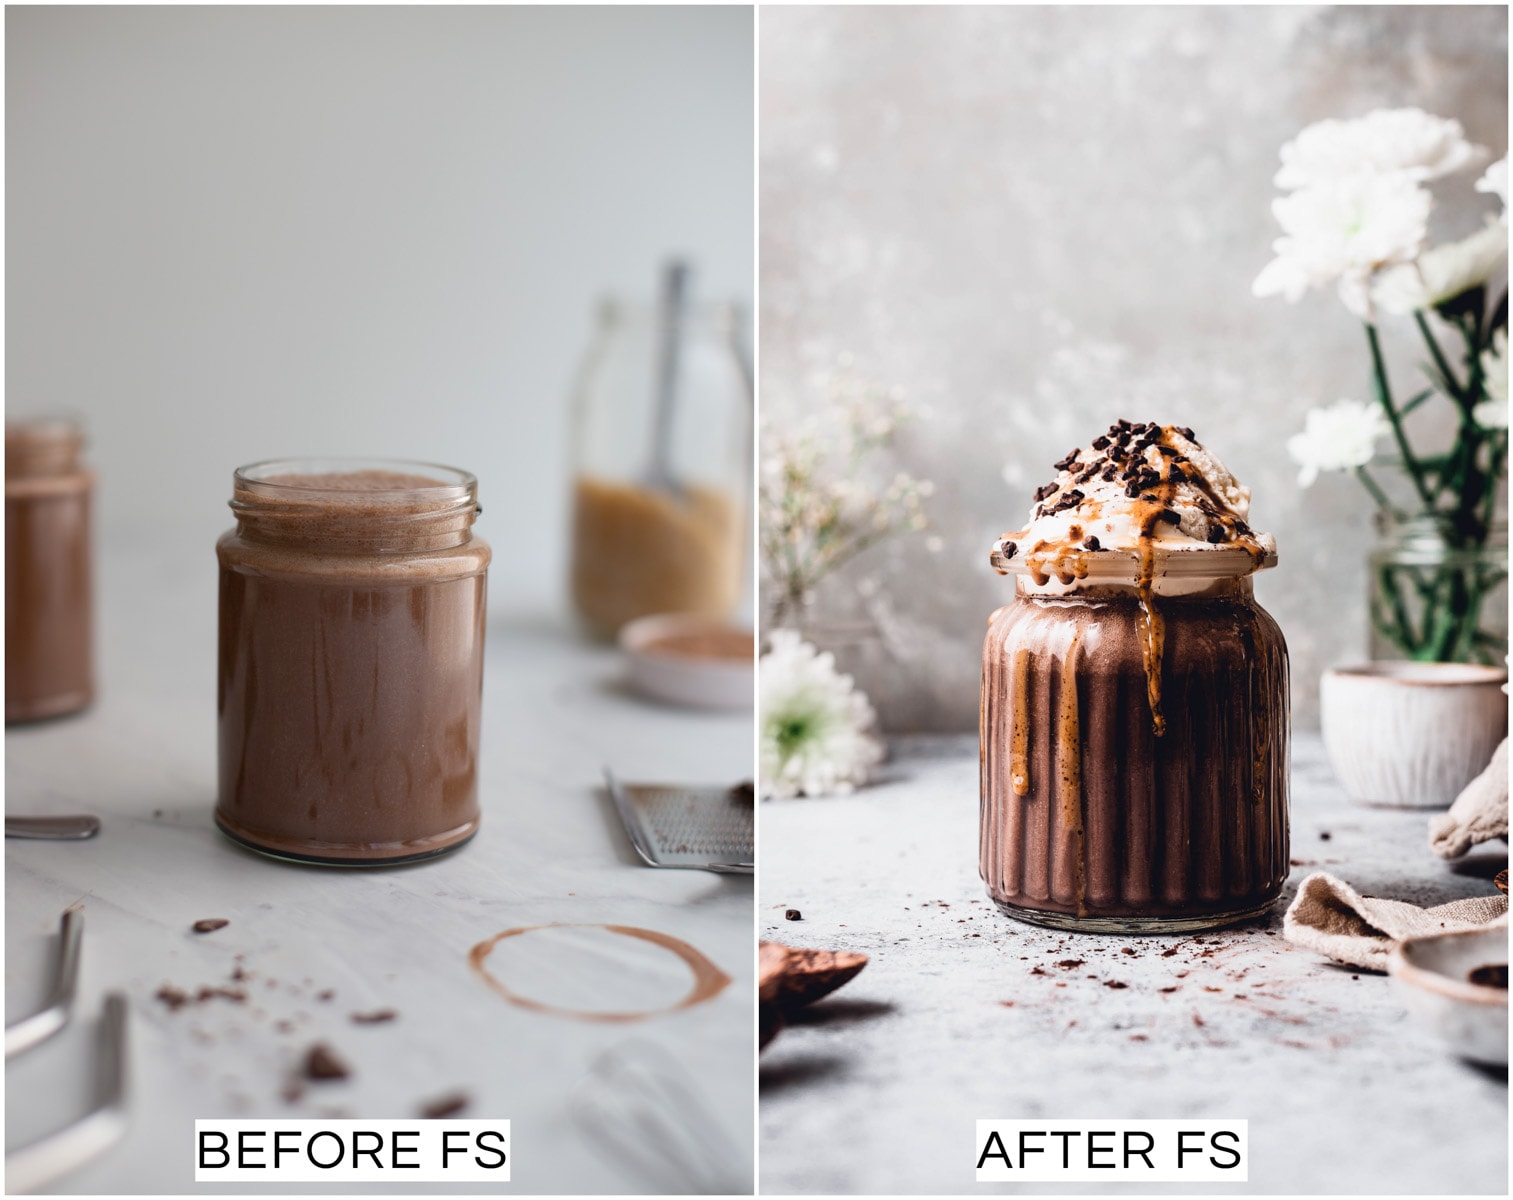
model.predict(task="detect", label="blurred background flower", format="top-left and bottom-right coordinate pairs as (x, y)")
top-left (759, 631), bottom-right (883, 799)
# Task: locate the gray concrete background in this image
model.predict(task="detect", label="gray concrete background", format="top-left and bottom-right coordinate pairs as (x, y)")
top-left (759, 5), bottom-right (1509, 732)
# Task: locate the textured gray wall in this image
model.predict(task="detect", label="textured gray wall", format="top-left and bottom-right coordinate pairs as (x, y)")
top-left (760, 4), bottom-right (1508, 732)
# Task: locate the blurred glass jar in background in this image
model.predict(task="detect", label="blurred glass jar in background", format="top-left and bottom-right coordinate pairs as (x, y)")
top-left (6, 416), bottom-right (94, 722)
top-left (569, 278), bottom-right (751, 639)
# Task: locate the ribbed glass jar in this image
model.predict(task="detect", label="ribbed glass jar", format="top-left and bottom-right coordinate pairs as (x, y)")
top-left (980, 550), bottom-right (1290, 932)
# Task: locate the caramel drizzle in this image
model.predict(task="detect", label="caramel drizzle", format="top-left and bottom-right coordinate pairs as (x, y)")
top-left (1009, 647), bottom-right (1032, 796)
top-left (1056, 634), bottom-right (1085, 910)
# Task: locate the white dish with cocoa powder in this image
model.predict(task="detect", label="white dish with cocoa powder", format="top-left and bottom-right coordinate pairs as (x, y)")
top-left (620, 613), bottom-right (754, 709)
top-left (1388, 925), bottom-right (1508, 1066)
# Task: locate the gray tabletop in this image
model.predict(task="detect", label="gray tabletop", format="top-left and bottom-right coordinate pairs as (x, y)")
top-left (6, 540), bottom-right (754, 1194)
top-left (759, 734), bottom-right (1508, 1195)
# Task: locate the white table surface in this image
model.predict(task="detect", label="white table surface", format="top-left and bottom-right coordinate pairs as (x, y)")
top-left (758, 735), bottom-right (1508, 1196)
top-left (5, 538), bottom-right (755, 1194)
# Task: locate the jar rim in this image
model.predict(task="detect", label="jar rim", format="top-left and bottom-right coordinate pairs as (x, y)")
top-left (234, 457), bottom-right (477, 501)
top-left (992, 541), bottom-right (1277, 581)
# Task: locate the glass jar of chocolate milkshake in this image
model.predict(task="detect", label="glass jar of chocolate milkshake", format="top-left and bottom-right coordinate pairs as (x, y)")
top-left (6, 417), bottom-right (94, 723)
top-left (217, 460), bottom-right (490, 864)
top-left (981, 422), bottom-right (1289, 932)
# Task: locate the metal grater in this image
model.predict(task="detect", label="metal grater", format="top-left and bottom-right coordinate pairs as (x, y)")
top-left (602, 770), bottom-right (753, 874)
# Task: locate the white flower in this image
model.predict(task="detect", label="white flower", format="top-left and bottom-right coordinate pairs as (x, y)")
top-left (1475, 329), bottom-right (1508, 430)
top-left (760, 630), bottom-right (883, 799)
top-left (1373, 221), bottom-right (1509, 315)
top-left (1287, 399), bottom-right (1391, 487)
top-left (1275, 107), bottom-right (1488, 189)
top-left (1476, 157), bottom-right (1508, 222)
top-left (1253, 174), bottom-right (1430, 319)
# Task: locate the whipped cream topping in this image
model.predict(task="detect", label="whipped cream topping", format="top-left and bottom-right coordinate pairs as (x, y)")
top-left (992, 421), bottom-right (1276, 586)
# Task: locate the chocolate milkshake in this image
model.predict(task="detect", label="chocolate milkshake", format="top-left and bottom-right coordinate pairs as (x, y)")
top-left (216, 461), bottom-right (489, 864)
top-left (6, 418), bottom-right (94, 723)
top-left (980, 422), bottom-right (1289, 931)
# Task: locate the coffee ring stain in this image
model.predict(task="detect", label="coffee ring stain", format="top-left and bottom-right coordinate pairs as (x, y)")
top-left (468, 923), bottom-right (731, 1022)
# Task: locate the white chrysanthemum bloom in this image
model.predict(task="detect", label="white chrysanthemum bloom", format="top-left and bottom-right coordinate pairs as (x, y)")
top-left (1476, 157), bottom-right (1508, 223)
top-left (1287, 400), bottom-right (1391, 487)
top-left (1275, 108), bottom-right (1488, 189)
top-left (759, 630), bottom-right (883, 799)
top-left (1373, 221), bottom-right (1509, 315)
top-left (1475, 329), bottom-right (1508, 430)
top-left (1253, 174), bottom-right (1430, 318)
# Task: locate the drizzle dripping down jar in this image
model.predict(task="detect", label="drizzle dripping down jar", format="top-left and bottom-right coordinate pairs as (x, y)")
top-left (980, 422), bottom-right (1290, 932)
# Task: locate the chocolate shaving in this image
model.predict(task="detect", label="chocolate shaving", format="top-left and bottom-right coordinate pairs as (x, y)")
top-left (1033, 482), bottom-right (1058, 502)
top-left (192, 919), bottom-right (229, 934)
top-left (350, 1009), bottom-right (397, 1025)
top-left (1053, 450), bottom-right (1080, 472)
top-left (303, 1043), bottom-right (351, 1081)
top-left (419, 1091), bottom-right (471, 1119)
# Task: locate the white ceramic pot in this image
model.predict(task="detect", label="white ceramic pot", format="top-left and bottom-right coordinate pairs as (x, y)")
top-left (1320, 662), bottom-right (1508, 809)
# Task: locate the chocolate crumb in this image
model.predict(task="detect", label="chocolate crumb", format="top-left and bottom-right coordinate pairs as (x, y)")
top-left (350, 1009), bottom-right (398, 1025)
top-left (317, 989), bottom-right (335, 1002)
top-left (303, 1043), bottom-right (350, 1081)
top-left (1091, 435), bottom-right (1110, 450)
top-left (192, 919), bottom-right (230, 934)
top-left (419, 1091), bottom-right (471, 1119)
top-left (1082, 536), bottom-right (1101, 551)
top-left (1000, 540), bottom-right (1017, 560)
top-left (1159, 985), bottom-right (1179, 994)
top-left (784, 909), bottom-right (802, 921)
top-left (1121, 947), bottom-right (1135, 956)
top-left (1053, 449), bottom-right (1080, 472)
top-left (1055, 959), bottom-right (1085, 969)
top-left (1104, 980), bottom-right (1129, 989)
top-left (1033, 482), bottom-right (1058, 502)
top-left (156, 985), bottom-right (192, 1012)
top-left (1178, 426), bottom-right (1196, 441)
top-left (1192, 1012), bottom-right (1205, 1027)
top-left (1319, 831), bottom-right (1332, 841)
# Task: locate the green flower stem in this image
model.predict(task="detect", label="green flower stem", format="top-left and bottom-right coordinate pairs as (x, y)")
top-left (1365, 323), bottom-right (1436, 510)
top-left (1354, 465), bottom-right (1401, 517)
top-left (1413, 311), bottom-right (1467, 406)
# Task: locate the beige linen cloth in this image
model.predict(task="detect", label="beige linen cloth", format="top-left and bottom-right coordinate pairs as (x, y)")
top-left (1429, 738), bottom-right (1508, 859)
top-left (1283, 872), bottom-right (1508, 971)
